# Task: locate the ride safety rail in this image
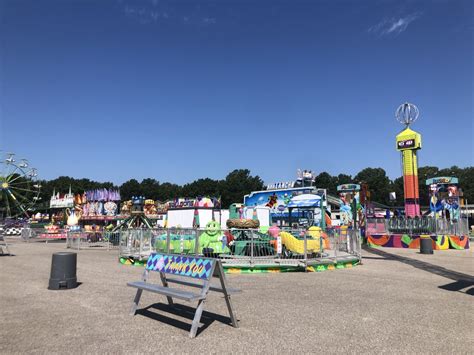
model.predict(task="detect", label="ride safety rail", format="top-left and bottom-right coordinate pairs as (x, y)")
top-left (118, 227), bottom-right (362, 269)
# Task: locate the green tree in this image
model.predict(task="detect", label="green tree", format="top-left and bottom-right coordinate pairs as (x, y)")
top-left (156, 182), bottom-right (182, 201)
top-left (336, 174), bottom-right (353, 186)
top-left (119, 179), bottom-right (142, 200)
top-left (315, 172), bottom-right (338, 195)
top-left (29, 165), bottom-right (474, 212)
top-left (181, 178), bottom-right (220, 198)
top-left (457, 167), bottom-right (474, 203)
top-left (219, 169), bottom-right (264, 208)
top-left (140, 178), bottom-right (161, 200)
top-left (390, 176), bottom-right (404, 206)
top-left (354, 168), bottom-right (391, 205)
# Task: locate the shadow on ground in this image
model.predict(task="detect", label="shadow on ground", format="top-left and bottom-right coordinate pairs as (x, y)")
top-left (438, 280), bottom-right (474, 296)
top-left (136, 302), bottom-right (234, 337)
top-left (364, 246), bottom-right (474, 296)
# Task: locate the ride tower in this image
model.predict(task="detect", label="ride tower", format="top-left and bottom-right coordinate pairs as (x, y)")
top-left (395, 103), bottom-right (422, 217)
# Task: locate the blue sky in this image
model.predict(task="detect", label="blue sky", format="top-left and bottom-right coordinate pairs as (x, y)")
top-left (1, 0), bottom-right (472, 185)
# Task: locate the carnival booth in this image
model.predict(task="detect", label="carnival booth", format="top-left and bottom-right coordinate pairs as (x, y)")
top-left (39, 188), bottom-right (75, 240)
top-left (165, 196), bottom-right (225, 228)
top-left (76, 188), bottom-right (121, 238)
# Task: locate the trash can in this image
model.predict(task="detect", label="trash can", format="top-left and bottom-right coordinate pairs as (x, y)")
top-left (48, 252), bottom-right (78, 290)
top-left (419, 236), bottom-right (433, 255)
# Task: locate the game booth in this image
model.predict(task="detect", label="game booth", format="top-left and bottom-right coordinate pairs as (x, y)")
top-left (36, 188), bottom-right (75, 241)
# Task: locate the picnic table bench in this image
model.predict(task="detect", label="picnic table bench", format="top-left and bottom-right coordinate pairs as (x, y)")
top-left (127, 253), bottom-right (241, 338)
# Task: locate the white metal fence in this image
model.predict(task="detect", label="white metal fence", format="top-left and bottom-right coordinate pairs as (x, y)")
top-left (66, 230), bottom-right (120, 250)
top-left (117, 227), bottom-right (362, 268)
top-left (367, 217), bottom-right (469, 236)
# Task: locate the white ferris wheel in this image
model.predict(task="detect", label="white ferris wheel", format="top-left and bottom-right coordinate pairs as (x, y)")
top-left (0, 152), bottom-right (41, 219)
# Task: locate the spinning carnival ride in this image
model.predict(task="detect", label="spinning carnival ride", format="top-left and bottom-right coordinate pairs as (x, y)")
top-left (0, 153), bottom-right (41, 218)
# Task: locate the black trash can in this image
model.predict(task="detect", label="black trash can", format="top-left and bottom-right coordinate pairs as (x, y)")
top-left (420, 236), bottom-right (434, 255)
top-left (48, 252), bottom-right (78, 290)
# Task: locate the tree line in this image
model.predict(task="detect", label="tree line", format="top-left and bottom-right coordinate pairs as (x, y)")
top-left (38, 166), bottom-right (474, 209)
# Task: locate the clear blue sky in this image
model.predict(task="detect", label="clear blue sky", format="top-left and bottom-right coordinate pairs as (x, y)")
top-left (1, 0), bottom-right (472, 185)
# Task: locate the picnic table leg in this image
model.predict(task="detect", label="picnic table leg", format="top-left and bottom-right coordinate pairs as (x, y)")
top-left (159, 272), bottom-right (174, 305)
top-left (223, 294), bottom-right (239, 328)
top-left (217, 262), bottom-right (239, 328)
top-left (189, 299), bottom-right (205, 338)
top-left (130, 289), bottom-right (143, 315)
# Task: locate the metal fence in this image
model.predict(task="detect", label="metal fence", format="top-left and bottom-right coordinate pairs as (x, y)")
top-left (66, 230), bottom-right (120, 250)
top-left (367, 217), bottom-right (469, 236)
top-left (118, 227), bottom-right (362, 268)
top-left (21, 227), bottom-right (37, 241)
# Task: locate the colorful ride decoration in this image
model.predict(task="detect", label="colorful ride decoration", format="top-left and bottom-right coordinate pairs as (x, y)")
top-left (198, 221), bottom-right (229, 255)
top-left (77, 188), bottom-right (120, 217)
top-left (39, 218), bottom-right (68, 239)
top-left (308, 226), bottom-right (330, 249)
top-left (143, 199), bottom-right (158, 216)
top-left (395, 103), bottom-right (422, 217)
top-left (155, 231), bottom-right (197, 254)
top-left (244, 170), bottom-right (327, 228)
top-left (66, 208), bottom-right (81, 232)
top-left (166, 196), bottom-right (221, 209)
top-left (367, 208), bottom-right (470, 250)
top-left (286, 193), bottom-right (325, 228)
top-left (113, 196), bottom-right (153, 231)
top-left (336, 184), bottom-right (364, 228)
top-left (426, 176), bottom-right (461, 220)
top-left (226, 259), bottom-right (359, 274)
top-left (154, 221), bottom-right (230, 256)
top-left (279, 230), bottom-right (322, 255)
top-left (367, 233), bottom-right (469, 250)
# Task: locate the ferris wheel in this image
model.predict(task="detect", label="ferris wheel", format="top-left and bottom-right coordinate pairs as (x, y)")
top-left (0, 152), bottom-right (41, 218)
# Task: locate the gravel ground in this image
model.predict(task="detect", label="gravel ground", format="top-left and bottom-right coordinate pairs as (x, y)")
top-left (1, 240), bottom-right (473, 354)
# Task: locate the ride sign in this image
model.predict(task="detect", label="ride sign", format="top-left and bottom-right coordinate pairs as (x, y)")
top-left (397, 139), bottom-right (415, 149)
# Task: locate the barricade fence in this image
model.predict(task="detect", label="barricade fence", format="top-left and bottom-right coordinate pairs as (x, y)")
top-left (67, 230), bottom-right (120, 250)
top-left (367, 217), bottom-right (469, 236)
top-left (118, 227), bottom-right (362, 267)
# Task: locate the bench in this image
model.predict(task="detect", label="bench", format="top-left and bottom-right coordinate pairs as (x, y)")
top-left (127, 253), bottom-right (241, 338)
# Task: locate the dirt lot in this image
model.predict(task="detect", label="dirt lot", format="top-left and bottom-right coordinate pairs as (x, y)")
top-left (1, 240), bottom-right (473, 354)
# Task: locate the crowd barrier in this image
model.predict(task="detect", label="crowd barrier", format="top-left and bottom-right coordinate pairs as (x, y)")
top-left (66, 230), bottom-right (120, 250)
top-left (118, 227), bottom-right (362, 269)
top-left (367, 217), bottom-right (469, 236)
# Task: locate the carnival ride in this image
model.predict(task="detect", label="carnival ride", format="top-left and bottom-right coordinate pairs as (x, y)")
top-left (0, 152), bottom-right (41, 219)
top-left (395, 103), bottom-right (422, 217)
top-left (427, 176), bottom-right (461, 220)
top-left (112, 196), bottom-right (153, 231)
top-left (366, 103), bottom-right (469, 250)
top-left (116, 170), bottom-right (363, 270)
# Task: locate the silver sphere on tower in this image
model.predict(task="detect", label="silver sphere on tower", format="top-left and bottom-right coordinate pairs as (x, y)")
top-left (395, 102), bottom-right (419, 127)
